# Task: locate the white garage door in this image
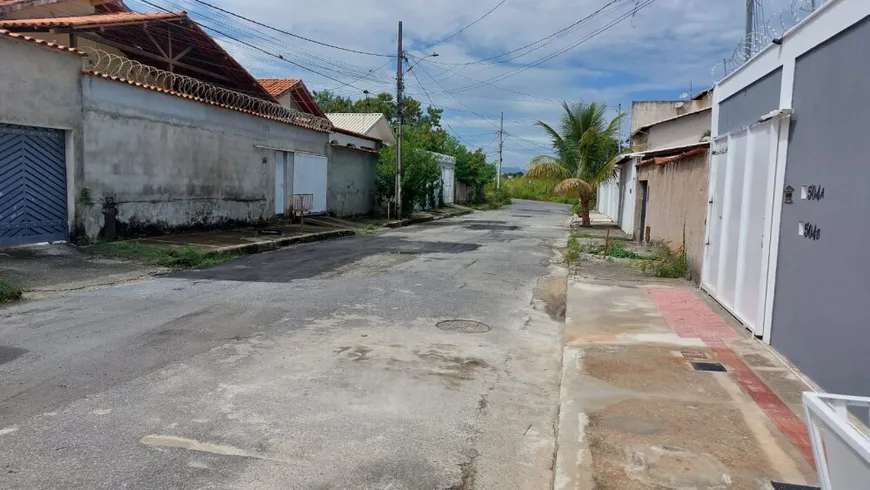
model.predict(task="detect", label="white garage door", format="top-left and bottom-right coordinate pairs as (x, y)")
top-left (293, 153), bottom-right (328, 213)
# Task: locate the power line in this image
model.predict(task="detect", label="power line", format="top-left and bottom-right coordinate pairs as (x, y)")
top-left (421, 0), bottom-right (508, 49)
top-left (436, 0), bottom-right (658, 95)
top-left (188, 0), bottom-right (393, 57)
top-left (406, 65), bottom-right (479, 149)
top-left (430, 0), bottom-right (628, 67)
top-left (134, 0), bottom-right (371, 92)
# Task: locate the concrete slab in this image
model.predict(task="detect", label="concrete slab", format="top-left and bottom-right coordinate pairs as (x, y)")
top-left (557, 271), bottom-right (819, 489)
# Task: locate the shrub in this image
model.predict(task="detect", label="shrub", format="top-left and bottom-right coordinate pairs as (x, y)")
top-left (502, 178), bottom-right (575, 204)
top-left (0, 278), bottom-right (23, 303)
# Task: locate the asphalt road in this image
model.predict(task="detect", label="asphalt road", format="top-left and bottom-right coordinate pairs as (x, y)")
top-left (0, 200), bottom-right (571, 490)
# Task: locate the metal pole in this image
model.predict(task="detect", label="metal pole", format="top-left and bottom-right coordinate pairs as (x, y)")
top-left (744, 0), bottom-right (755, 59)
top-left (395, 21), bottom-right (403, 219)
top-left (497, 111), bottom-right (503, 190)
top-left (617, 103), bottom-right (622, 151)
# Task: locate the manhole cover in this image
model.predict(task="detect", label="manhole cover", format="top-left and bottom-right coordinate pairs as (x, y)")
top-left (691, 361), bottom-right (727, 372)
top-left (436, 320), bottom-right (491, 333)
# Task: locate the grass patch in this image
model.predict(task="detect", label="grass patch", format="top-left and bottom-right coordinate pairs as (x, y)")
top-left (355, 224), bottom-right (380, 236)
top-left (637, 241), bottom-right (688, 278)
top-left (564, 233), bottom-right (583, 267)
top-left (0, 278), bottom-right (23, 303)
top-left (502, 178), bottom-right (575, 204)
top-left (94, 241), bottom-right (239, 270)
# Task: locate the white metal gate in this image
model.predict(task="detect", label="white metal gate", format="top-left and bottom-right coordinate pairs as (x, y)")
top-left (702, 114), bottom-right (788, 337)
top-left (441, 166), bottom-right (454, 204)
top-left (292, 153), bottom-right (327, 214)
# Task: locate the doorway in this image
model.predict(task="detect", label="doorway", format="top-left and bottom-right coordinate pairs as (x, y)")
top-left (639, 180), bottom-right (648, 244)
top-left (274, 152), bottom-right (287, 215)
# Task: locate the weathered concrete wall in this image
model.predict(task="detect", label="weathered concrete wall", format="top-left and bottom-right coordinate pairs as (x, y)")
top-left (770, 16), bottom-right (870, 397)
top-left (327, 146), bottom-right (377, 217)
top-left (80, 75), bottom-right (328, 239)
top-left (634, 153), bottom-right (708, 281)
top-left (454, 181), bottom-right (475, 204)
top-left (630, 98), bottom-right (711, 135)
top-left (0, 34), bottom-right (84, 238)
top-left (646, 109), bottom-right (711, 150)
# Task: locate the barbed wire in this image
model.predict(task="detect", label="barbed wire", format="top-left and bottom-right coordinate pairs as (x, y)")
top-left (81, 47), bottom-right (333, 132)
top-left (713, 0), bottom-right (823, 79)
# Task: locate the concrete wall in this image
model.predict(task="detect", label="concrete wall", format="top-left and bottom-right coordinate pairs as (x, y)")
top-left (4, 0), bottom-right (96, 18)
top-left (0, 34), bottom-right (84, 237)
top-left (646, 109), bottom-right (711, 150)
top-left (80, 75), bottom-right (328, 239)
top-left (630, 99), bottom-right (711, 135)
top-left (327, 146), bottom-right (377, 217)
top-left (717, 68), bottom-right (782, 134)
top-left (634, 153), bottom-right (708, 281)
top-left (770, 16), bottom-right (870, 397)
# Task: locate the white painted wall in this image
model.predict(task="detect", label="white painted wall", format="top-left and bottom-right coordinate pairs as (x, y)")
top-left (618, 159), bottom-right (637, 236)
top-left (646, 110), bottom-right (711, 150)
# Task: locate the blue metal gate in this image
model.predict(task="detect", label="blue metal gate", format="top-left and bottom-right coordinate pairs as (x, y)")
top-left (0, 123), bottom-right (68, 247)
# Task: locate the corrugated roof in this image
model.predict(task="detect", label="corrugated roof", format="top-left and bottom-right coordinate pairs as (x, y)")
top-left (0, 11), bottom-right (182, 28)
top-left (258, 78), bottom-right (301, 97)
top-left (0, 28), bottom-right (85, 55)
top-left (326, 113), bottom-right (384, 136)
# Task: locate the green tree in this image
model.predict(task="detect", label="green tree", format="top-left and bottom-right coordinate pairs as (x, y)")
top-left (312, 89), bottom-right (353, 113)
top-left (525, 101), bottom-right (624, 226)
top-left (376, 128), bottom-right (441, 217)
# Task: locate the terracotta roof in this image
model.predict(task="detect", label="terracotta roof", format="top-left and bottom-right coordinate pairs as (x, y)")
top-left (85, 71), bottom-right (331, 133)
top-left (0, 0), bottom-right (127, 13)
top-left (0, 11), bottom-right (183, 28)
top-left (638, 147), bottom-right (708, 167)
top-left (0, 28), bottom-right (85, 56)
top-left (258, 78), bottom-right (302, 97)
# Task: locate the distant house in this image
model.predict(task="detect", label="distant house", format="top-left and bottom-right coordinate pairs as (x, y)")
top-left (597, 99), bottom-right (711, 280)
top-left (327, 113), bottom-right (396, 145)
top-left (0, 2), bottom-right (332, 246)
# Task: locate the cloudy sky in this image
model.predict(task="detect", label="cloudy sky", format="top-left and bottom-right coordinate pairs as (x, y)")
top-left (128, 0), bottom-right (806, 170)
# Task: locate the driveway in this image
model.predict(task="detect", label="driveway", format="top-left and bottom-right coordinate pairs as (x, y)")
top-left (0, 200), bottom-right (571, 490)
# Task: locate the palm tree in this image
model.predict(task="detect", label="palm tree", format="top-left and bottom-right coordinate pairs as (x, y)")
top-left (525, 101), bottom-right (624, 227)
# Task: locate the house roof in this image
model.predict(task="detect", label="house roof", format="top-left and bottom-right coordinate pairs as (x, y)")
top-left (0, 11), bottom-right (274, 100)
top-left (638, 146), bottom-right (708, 167)
top-left (332, 126), bottom-right (379, 142)
top-left (258, 78), bottom-right (301, 97)
top-left (0, 11), bottom-right (178, 28)
top-left (326, 113), bottom-right (385, 136)
top-left (631, 107), bottom-right (712, 137)
top-left (257, 78), bottom-right (325, 118)
top-left (0, 0), bottom-right (127, 14)
top-left (0, 27), bottom-right (85, 55)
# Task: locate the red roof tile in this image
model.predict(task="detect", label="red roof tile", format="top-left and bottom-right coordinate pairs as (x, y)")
top-left (638, 147), bottom-right (708, 167)
top-left (0, 28), bottom-right (85, 56)
top-left (0, 11), bottom-right (183, 28)
top-left (258, 78), bottom-right (302, 97)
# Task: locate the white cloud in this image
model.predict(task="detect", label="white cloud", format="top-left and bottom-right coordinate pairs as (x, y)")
top-left (131, 0), bottom-right (803, 167)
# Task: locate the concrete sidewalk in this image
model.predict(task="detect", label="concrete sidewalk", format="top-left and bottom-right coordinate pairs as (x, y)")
top-left (555, 249), bottom-right (819, 488)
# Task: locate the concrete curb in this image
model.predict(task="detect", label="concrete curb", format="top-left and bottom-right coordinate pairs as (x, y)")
top-left (383, 209), bottom-right (473, 229)
top-left (204, 229), bottom-right (356, 257)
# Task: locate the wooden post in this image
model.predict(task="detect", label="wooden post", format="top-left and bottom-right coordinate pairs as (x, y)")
top-left (604, 228), bottom-right (611, 258)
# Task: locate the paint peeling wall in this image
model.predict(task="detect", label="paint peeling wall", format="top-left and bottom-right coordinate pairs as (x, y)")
top-left (327, 147), bottom-right (377, 217)
top-left (634, 153), bottom-right (708, 281)
top-left (79, 75), bottom-right (328, 240)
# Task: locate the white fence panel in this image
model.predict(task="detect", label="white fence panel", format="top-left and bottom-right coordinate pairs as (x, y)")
top-left (702, 117), bottom-right (785, 337)
top-left (803, 392), bottom-right (870, 490)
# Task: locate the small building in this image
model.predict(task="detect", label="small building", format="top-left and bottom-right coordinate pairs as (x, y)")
top-left (432, 152), bottom-right (455, 206)
top-left (326, 113), bottom-right (396, 145)
top-left (704, 0), bottom-right (870, 398)
top-left (0, 3), bottom-right (332, 246)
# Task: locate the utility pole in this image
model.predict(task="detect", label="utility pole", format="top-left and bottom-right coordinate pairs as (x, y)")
top-left (744, 0), bottom-right (755, 59)
top-left (395, 21), bottom-right (404, 219)
top-left (497, 111), bottom-right (503, 190)
top-left (617, 103), bottom-right (623, 152)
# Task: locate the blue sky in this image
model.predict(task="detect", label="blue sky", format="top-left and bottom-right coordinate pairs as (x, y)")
top-left (128, 0), bottom-right (801, 169)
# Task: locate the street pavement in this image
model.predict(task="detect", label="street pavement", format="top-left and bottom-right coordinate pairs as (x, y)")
top-left (0, 200), bottom-right (572, 490)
